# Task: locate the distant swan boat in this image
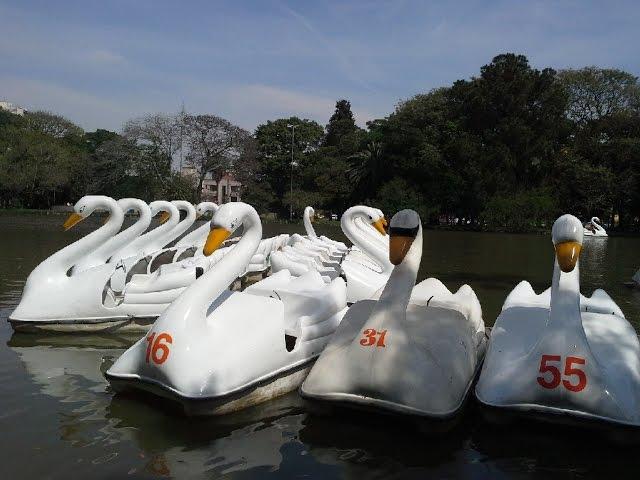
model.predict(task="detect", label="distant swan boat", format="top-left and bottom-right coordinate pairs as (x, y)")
top-left (583, 216), bottom-right (607, 237)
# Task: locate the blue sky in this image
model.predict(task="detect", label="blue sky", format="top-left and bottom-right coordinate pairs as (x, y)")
top-left (1, 0), bottom-right (639, 132)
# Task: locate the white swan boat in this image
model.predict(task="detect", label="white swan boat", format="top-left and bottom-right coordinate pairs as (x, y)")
top-left (106, 202), bottom-right (348, 415)
top-left (175, 202), bottom-right (219, 248)
top-left (270, 207), bottom-right (345, 280)
top-left (340, 206), bottom-right (393, 303)
top-left (9, 196), bottom-right (228, 333)
top-left (476, 214), bottom-right (640, 430)
top-left (583, 216), bottom-right (607, 237)
top-left (301, 209), bottom-right (487, 424)
top-left (72, 198), bottom-right (152, 274)
top-left (110, 200), bottom-right (180, 264)
top-left (124, 200), bottom-right (198, 274)
top-left (303, 206), bottom-right (348, 254)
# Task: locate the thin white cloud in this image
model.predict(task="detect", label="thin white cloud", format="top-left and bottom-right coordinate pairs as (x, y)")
top-left (0, 75), bottom-right (151, 131)
top-left (278, 2), bottom-right (377, 92)
top-left (226, 84), bottom-right (377, 128)
top-left (86, 49), bottom-right (126, 65)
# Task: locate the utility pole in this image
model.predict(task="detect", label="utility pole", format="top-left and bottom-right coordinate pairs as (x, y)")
top-left (178, 101), bottom-right (186, 172)
top-left (287, 124), bottom-right (297, 220)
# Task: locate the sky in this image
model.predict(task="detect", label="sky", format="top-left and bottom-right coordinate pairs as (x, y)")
top-left (1, 0), bottom-right (639, 133)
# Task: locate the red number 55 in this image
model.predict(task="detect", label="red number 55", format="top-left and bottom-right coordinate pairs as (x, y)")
top-left (537, 354), bottom-right (587, 392)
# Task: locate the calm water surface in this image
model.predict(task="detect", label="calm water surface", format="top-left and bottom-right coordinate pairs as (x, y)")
top-left (1, 214), bottom-right (640, 479)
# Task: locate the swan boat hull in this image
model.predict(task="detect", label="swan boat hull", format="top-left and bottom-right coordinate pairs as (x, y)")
top-left (475, 305), bottom-right (640, 430)
top-left (8, 315), bottom-right (158, 334)
top-left (300, 300), bottom-right (489, 423)
top-left (106, 360), bottom-right (315, 416)
top-left (301, 345), bottom-right (487, 422)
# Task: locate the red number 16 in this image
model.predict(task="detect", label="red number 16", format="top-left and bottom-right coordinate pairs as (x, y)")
top-left (145, 332), bottom-right (173, 365)
top-left (537, 354), bottom-right (587, 392)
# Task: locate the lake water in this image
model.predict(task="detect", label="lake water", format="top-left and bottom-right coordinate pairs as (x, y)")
top-left (1, 214), bottom-right (639, 478)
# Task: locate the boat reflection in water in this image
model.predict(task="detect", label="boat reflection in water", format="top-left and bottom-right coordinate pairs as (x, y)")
top-left (6, 322), bottom-right (640, 477)
top-left (7, 331), bottom-right (311, 476)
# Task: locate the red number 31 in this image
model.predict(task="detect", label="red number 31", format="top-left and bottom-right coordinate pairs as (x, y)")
top-left (145, 332), bottom-right (173, 365)
top-left (537, 354), bottom-right (587, 392)
top-left (360, 329), bottom-right (387, 347)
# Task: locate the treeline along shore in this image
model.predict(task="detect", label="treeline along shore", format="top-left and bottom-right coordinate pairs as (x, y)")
top-left (1, 53), bottom-right (639, 233)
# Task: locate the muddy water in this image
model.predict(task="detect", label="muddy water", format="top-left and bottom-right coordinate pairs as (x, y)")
top-left (1, 214), bottom-right (639, 478)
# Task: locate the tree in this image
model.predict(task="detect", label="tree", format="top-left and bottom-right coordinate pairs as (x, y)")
top-left (84, 129), bottom-right (120, 153)
top-left (324, 99), bottom-right (359, 148)
top-left (0, 127), bottom-right (86, 207)
top-left (123, 113), bottom-right (182, 162)
top-left (183, 114), bottom-right (251, 202)
top-left (87, 136), bottom-right (139, 196)
top-left (253, 117), bottom-right (324, 215)
top-left (559, 67), bottom-right (640, 126)
top-left (24, 111), bottom-right (84, 139)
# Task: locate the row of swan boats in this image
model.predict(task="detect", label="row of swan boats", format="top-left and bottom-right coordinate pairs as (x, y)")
top-left (8, 197), bottom-right (640, 437)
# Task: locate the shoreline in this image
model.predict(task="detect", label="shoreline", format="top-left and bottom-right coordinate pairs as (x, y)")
top-left (1, 208), bottom-right (637, 236)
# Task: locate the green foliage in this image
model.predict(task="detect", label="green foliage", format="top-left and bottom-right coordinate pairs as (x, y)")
top-left (559, 67), bottom-right (640, 125)
top-left (324, 99), bottom-right (358, 147)
top-left (0, 119), bottom-right (86, 208)
top-left (253, 117), bottom-right (324, 215)
top-left (370, 177), bottom-right (433, 221)
top-left (482, 189), bottom-right (558, 232)
top-left (2, 54), bottom-right (640, 233)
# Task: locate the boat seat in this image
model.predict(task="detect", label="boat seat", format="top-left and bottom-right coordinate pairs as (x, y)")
top-left (149, 248), bottom-right (178, 273)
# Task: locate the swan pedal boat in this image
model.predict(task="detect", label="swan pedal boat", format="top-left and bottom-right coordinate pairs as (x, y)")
top-left (339, 206), bottom-right (393, 303)
top-left (475, 214), bottom-right (640, 433)
top-left (583, 216), bottom-right (608, 237)
top-left (8, 196), bottom-right (286, 334)
top-left (301, 209), bottom-right (487, 426)
top-left (303, 206), bottom-right (348, 256)
top-left (106, 202), bottom-right (348, 415)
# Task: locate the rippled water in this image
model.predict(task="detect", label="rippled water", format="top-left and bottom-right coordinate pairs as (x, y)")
top-left (1, 214), bottom-right (640, 478)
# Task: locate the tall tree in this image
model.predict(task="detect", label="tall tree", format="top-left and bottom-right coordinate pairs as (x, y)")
top-left (446, 53), bottom-right (569, 216)
top-left (324, 99), bottom-right (358, 147)
top-left (183, 114), bottom-right (251, 202)
top-left (24, 111), bottom-right (84, 139)
top-left (559, 67), bottom-right (640, 126)
top-left (251, 117), bottom-right (324, 215)
top-left (123, 113), bottom-right (181, 163)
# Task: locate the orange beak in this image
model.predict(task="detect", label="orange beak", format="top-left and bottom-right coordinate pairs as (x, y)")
top-left (389, 235), bottom-right (414, 265)
top-left (203, 227), bottom-right (231, 256)
top-left (372, 218), bottom-right (387, 235)
top-left (555, 241), bottom-right (582, 272)
top-left (63, 213), bottom-right (84, 231)
top-left (158, 211), bottom-right (171, 224)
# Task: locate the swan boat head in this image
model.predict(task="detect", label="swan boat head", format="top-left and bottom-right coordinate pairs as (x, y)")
top-left (340, 206), bottom-right (393, 302)
top-left (9, 195), bottom-right (127, 325)
top-left (174, 202), bottom-right (219, 249)
top-left (476, 213), bottom-right (640, 427)
top-left (195, 201), bottom-right (218, 219)
top-left (73, 198), bottom-right (151, 274)
top-left (302, 209), bottom-right (486, 419)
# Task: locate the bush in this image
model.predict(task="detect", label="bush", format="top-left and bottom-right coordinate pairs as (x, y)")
top-left (481, 189), bottom-right (558, 232)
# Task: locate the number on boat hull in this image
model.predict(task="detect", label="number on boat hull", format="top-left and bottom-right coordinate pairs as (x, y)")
top-left (537, 354), bottom-right (587, 392)
top-left (145, 332), bottom-right (173, 365)
top-left (359, 329), bottom-right (387, 347)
